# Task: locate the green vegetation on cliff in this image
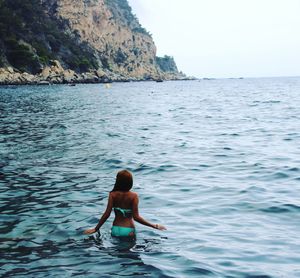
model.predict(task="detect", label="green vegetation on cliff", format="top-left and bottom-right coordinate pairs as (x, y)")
top-left (0, 0), bottom-right (98, 73)
top-left (105, 0), bottom-right (151, 36)
top-left (156, 55), bottom-right (178, 73)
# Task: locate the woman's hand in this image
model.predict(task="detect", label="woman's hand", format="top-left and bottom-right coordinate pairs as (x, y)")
top-left (155, 224), bottom-right (167, 230)
top-left (83, 228), bottom-right (96, 234)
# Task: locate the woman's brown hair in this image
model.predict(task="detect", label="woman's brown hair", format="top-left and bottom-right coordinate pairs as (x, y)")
top-left (111, 170), bottom-right (133, 192)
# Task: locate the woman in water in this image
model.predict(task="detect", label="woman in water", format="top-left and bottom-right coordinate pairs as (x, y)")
top-left (84, 170), bottom-right (166, 237)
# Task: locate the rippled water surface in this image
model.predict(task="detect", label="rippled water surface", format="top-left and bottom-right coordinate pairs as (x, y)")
top-left (1, 78), bottom-right (300, 277)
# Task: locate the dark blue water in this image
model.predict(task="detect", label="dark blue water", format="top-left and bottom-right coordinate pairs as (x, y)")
top-left (1, 78), bottom-right (300, 277)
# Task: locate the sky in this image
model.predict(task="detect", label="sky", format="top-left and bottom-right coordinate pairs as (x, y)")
top-left (127, 0), bottom-right (300, 78)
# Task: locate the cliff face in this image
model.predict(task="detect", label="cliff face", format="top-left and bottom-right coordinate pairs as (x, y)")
top-left (44, 0), bottom-right (160, 78)
top-left (0, 0), bottom-right (186, 82)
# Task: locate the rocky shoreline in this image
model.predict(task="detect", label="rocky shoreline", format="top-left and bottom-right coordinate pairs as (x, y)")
top-left (0, 60), bottom-right (194, 86)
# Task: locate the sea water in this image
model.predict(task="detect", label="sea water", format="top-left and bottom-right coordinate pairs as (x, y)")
top-left (1, 78), bottom-right (300, 277)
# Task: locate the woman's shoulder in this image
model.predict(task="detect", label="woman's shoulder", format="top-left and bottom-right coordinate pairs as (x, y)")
top-left (130, 191), bottom-right (138, 198)
top-left (109, 191), bottom-right (138, 197)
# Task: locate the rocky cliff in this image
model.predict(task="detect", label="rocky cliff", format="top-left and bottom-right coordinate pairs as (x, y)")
top-left (0, 0), bottom-right (187, 84)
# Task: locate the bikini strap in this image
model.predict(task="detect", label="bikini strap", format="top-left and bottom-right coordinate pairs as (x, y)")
top-left (114, 207), bottom-right (132, 217)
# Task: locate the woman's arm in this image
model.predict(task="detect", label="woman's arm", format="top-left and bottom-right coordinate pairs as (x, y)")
top-left (132, 193), bottom-right (166, 230)
top-left (84, 193), bottom-right (114, 234)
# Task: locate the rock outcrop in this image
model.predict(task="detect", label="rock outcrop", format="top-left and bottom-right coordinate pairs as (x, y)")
top-left (0, 0), bottom-right (190, 84)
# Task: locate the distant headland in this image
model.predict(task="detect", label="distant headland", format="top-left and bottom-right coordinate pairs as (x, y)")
top-left (0, 0), bottom-right (193, 85)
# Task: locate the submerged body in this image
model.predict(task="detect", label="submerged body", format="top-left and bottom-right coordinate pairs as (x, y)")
top-left (84, 170), bottom-right (166, 237)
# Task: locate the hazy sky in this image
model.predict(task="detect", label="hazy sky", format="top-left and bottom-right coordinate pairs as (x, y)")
top-left (127, 0), bottom-right (300, 78)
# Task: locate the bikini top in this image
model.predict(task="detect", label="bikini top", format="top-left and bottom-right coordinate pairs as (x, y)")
top-left (113, 207), bottom-right (132, 218)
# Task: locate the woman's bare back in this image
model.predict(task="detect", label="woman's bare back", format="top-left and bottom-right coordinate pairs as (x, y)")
top-left (111, 191), bottom-right (136, 208)
top-left (111, 191), bottom-right (137, 227)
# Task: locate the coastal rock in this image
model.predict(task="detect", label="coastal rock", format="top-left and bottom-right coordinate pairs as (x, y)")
top-left (18, 72), bottom-right (36, 83)
top-left (40, 67), bottom-right (51, 79)
top-left (80, 72), bottom-right (99, 83)
top-left (0, 0), bottom-right (192, 84)
top-left (7, 67), bottom-right (15, 74)
top-left (0, 62), bottom-right (193, 85)
top-left (0, 68), bottom-right (37, 84)
top-left (0, 69), bottom-right (8, 83)
top-left (39, 60), bottom-right (76, 83)
top-left (63, 69), bottom-right (76, 83)
top-left (95, 69), bottom-right (106, 78)
top-left (38, 81), bottom-right (51, 85)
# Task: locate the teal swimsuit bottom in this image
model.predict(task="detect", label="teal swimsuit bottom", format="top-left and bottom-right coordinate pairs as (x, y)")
top-left (111, 225), bottom-right (136, 237)
top-left (112, 207), bottom-right (135, 237)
